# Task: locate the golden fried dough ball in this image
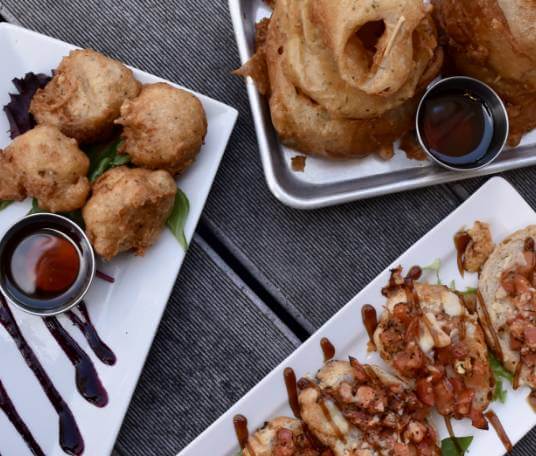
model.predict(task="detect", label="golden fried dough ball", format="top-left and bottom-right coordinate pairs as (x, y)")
top-left (0, 125), bottom-right (90, 212)
top-left (30, 49), bottom-right (141, 144)
top-left (83, 166), bottom-right (177, 260)
top-left (115, 83), bottom-right (207, 175)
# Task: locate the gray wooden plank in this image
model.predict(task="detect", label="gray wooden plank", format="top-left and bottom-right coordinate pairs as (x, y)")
top-left (113, 237), bottom-right (298, 455)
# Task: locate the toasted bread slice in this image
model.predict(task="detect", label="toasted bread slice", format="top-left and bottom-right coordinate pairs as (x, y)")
top-left (478, 225), bottom-right (536, 389)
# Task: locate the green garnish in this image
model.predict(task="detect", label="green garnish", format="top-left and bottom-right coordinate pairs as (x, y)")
top-left (423, 258), bottom-right (442, 284)
top-left (460, 287), bottom-right (478, 296)
top-left (449, 279), bottom-right (456, 290)
top-left (441, 436), bottom-right (473, 456)
top-left (86, 139), bottom-right (130, 182)
top-left (0, 201), bottom-right (12, 211)
top-left (27, 198), bottom-right (42, 215)
top-left (166, 189), bottom-right (190, 251)
top-left (489, 353), bottom-right (513, 403)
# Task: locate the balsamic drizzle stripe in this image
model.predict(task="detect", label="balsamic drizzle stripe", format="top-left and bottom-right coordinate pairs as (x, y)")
top-left (0, 378), bottom-right (44, 456)
top-left (44, 316), bottom-right (108, 407)
top-left (66, 302), bottom-right (116, 366)
top-left (0, 296), bottom-right (84, 455)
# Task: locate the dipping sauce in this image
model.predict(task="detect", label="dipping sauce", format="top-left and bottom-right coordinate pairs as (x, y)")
top-left (10, 229), bottom-right (80, 297)
top-left (419, 89), bottom-right (494, 166)
top-left (0, 227), bottom-right (84, 313)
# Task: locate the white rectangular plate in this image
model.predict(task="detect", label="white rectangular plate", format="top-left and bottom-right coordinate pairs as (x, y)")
top-left (0, 23), bottom-right (238, 456)
top-left (179, 176), bottom-right (536, 456)
top-left (229, 0), bottom-right (536, 209)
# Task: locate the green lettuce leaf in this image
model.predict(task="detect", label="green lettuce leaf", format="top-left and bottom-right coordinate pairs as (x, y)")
top-left (423, 258), bottom-right (442, 284)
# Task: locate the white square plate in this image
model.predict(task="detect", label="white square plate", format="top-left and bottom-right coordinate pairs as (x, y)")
top-left (179, 176), bottom-right (536, 456)
top-left (0, 23), bottom-right (238, 456)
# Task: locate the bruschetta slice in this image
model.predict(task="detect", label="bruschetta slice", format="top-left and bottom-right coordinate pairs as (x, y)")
top-left (478, 225), bottom-right (536, 390)
top-left (373, 266), bottom-right (494, 429)
top-left (298, 359), bottom-right (440, 455)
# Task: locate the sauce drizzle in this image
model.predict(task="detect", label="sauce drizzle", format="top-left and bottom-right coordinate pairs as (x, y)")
top-left (0, 296), bottom-right (84, 455)
top-left (485, 410), bottom-right (512, 452)
top-left (0, 378), bottom-right (44, 456)
top-left (44, 316), bottom-right (108, 407)
top-left (361, 304), bottom-right (378, 349)
top-left (283, 367), bottom-right (301, 418)
top-left (454, 231), bottom-right (472, 277)
top-left (320, 337), bottom-right (335, 362)
top-left (233, 414), bottom-right (255, 455)
top-left (66, 302), bottom-right (116, 365)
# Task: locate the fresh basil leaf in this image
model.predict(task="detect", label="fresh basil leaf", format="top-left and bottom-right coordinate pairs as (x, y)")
top-left (441, 436), bottom-right (473, 456)
top-left (0, 201), bottom-right (12, 211)
top-left (86, 139), bottom-right (129, 182)
top-left (423, 258), bottom-right (442, 284)
top-left (166, 189), bottom-right (190, 251)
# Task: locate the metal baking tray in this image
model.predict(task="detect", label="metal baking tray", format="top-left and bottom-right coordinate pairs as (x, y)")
top-left (229, 0), bottom-right (536, 209)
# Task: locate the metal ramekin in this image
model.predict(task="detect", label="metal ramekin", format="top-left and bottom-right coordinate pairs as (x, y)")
top-left (0, 213), bottom-right (95, 316)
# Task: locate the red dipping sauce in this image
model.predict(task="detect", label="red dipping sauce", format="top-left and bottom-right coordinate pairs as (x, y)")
top-left (10, 229), bottom-right (80, 298)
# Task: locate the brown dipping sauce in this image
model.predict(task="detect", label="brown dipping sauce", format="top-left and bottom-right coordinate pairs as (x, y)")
top-left (419, 89), bottom-right (494, 166)
top-left (1, 228), bottom-right (82, 312)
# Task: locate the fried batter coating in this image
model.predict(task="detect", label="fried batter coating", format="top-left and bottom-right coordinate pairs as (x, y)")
top-left (434, 0), bottom-right (536, 146)
top-left (30, 49), bottom-right (141, 144)
top-left (115, 83), bottom-right (208, 175)
top-left (459, 221), bottom-right (495, 274)
top-left (0, 125), bottom-right (90, 212)
top-left (236, 0), bottom-right (443, 159)
top-left (82, 166), bottom-right (177, 260)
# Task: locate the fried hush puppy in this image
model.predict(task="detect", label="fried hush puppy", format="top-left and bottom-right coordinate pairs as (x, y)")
top-left (82, 166), bottom-right (177, 260)
top-left (0, 125), bottom-right (90, 212)
top-left (30, 49), bottom-right (141, 144)
top-left (115, 83), bottom-right (207, 175)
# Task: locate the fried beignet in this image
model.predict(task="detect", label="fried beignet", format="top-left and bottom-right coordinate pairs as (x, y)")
top-left (434, 0), bottom-right (536, 146)
top-left (298, 360), bottom-right (440, 455)
top-left (0, 125), bottom-right (90, 212)
top-left (30, 49), bottom-right (141, 144)
top-left (236, 0), bottom-right (443, 159)
top-left (374, 267), bottom-right (493, 429)
top-left (82, 166), bottom-right (176, 260)
top-left (115, 83), bottom-right (207, 175)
